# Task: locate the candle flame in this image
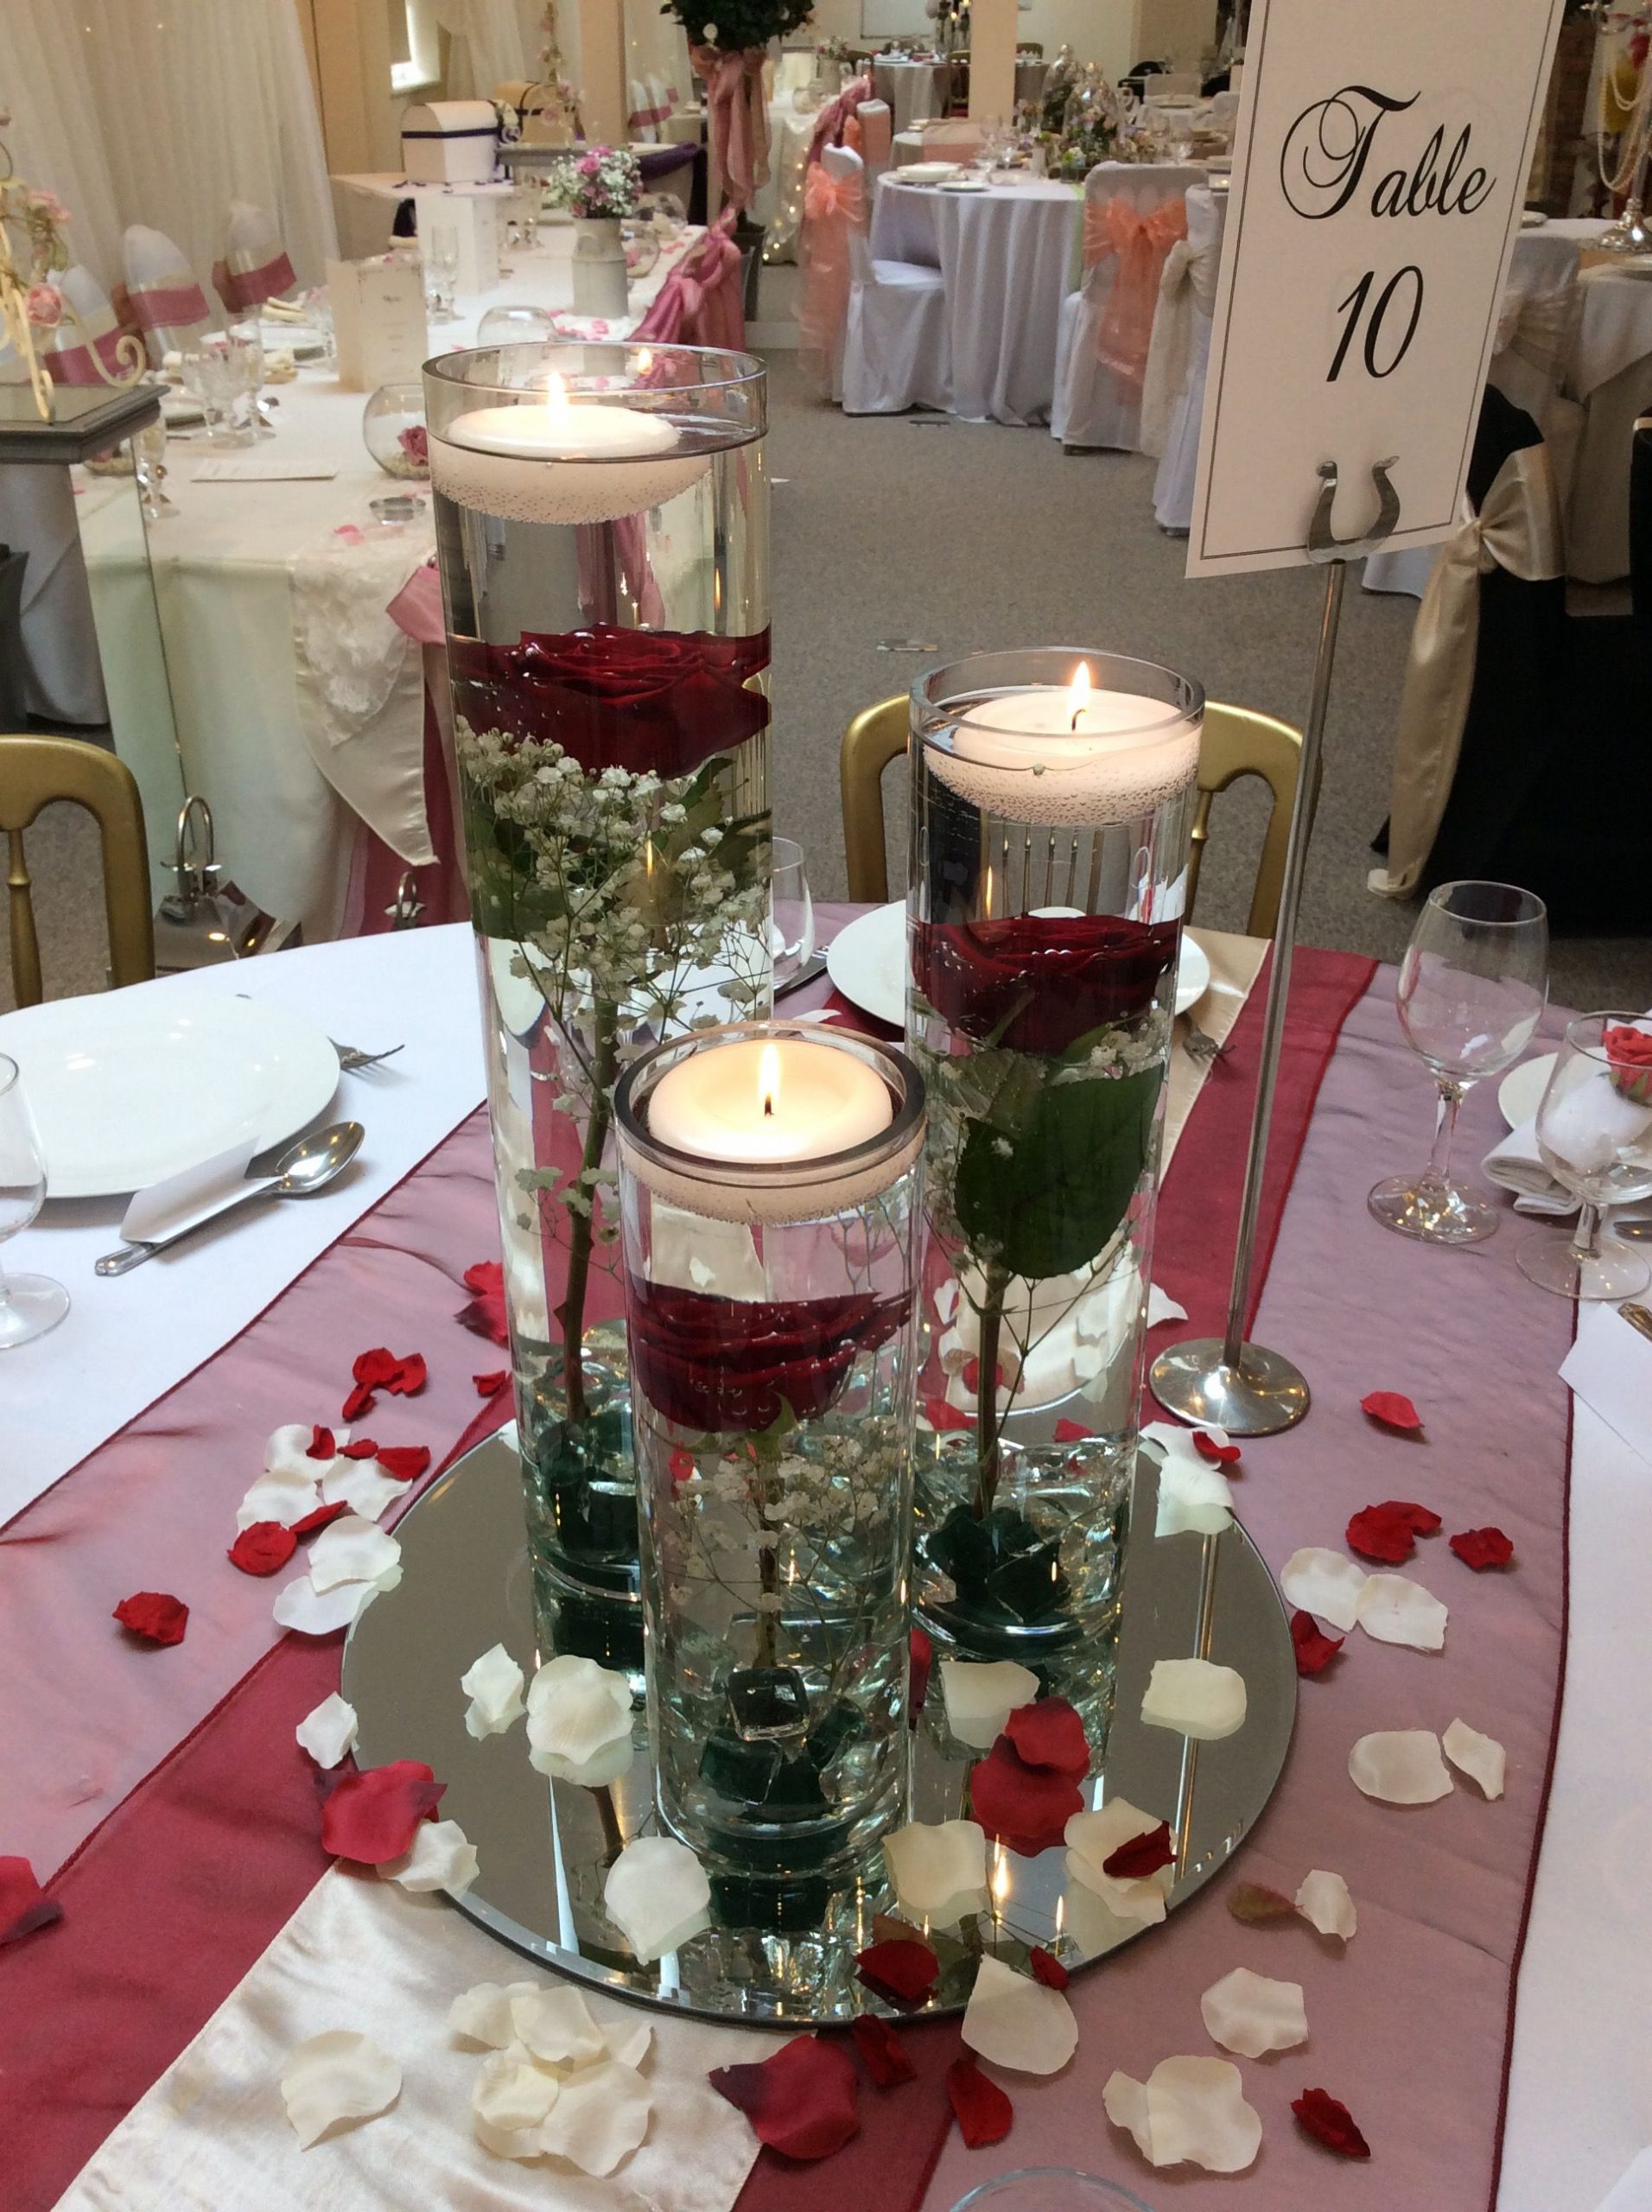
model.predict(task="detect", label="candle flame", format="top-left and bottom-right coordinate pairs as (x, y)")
top-left (543, 370), bottom-right (569, 426)
top-left (991, 1842), bottom-right (1011, 1909)
top-left (1069, 660), bottom-right (1092, 732)
top-left (758, 1041), bottom-right (781, 1120)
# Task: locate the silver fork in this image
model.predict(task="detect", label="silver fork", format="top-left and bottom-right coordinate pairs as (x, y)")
top-left (332, 1040), bottom-right (405, 1073)
top-left (1180, 1015), bottom-right (1229, 1064)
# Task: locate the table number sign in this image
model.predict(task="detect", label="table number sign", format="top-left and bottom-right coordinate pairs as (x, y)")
top-left (1186, 0), bottom-right (1565, 576)
top-left (327, 255), bottom-right (429, 394)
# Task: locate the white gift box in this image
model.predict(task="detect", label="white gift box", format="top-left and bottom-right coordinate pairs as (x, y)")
top-left (410, 186), bottom-right (503, 296)
top-left (326, 255), bottom-right (429, 392)
top-left (401, 100), bottom-right (500, 186)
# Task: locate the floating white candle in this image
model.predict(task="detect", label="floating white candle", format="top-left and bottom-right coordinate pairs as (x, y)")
top-left (647, 1038), bottom-right (893, 1166)
top-left (429, 371), bottom-right (709, 525)
top-left (932, 661), bottom-right (1201, 827)
top-left (443, 373), bottom-right (681, 463)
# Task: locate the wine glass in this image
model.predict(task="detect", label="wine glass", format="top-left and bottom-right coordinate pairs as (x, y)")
top-left (226, 325), bottom-right (271, 437)
top-left (181, 344), bottom-right (251, 448)
top-left (1517, 1013), bottom-right (1652, 1300)
top-left (423, 221), bottom-right (461, 321)
top-left (1368, 880), bottom-right (1548, 1245)
top-left (131, 419), bottom-right (175, 521)
top-left (0, 1056), bottom-right (69, 1348)
top-left (771, 836), bottom-right (815, 992)
top-left (950, 2174), bottom-right (1154, 2212)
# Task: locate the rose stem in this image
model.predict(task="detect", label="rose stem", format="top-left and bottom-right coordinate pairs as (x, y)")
top-left (554, 999), bottom-right (619, 1426)
top-left (973, 1261), bottom-right (1011, 1520)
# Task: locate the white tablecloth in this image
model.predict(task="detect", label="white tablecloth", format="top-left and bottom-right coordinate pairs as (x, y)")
top-left (78, 231), bottom-right (696, 940)
top-left (752, 100), bottom-right (818, 258)
top-left (868, 174), bottom-right (1081, 424)
top-left (873, 58), bottom-right (950, 132)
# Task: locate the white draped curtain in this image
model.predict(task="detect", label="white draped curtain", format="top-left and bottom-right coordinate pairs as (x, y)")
top-left (434, 0), bottom-right (528, 99)
top-left (0, 0), bottom-right (335, 297)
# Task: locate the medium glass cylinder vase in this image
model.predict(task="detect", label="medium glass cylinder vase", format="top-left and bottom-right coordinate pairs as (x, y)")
top-left (425, 343), bottom-right (772, 1658)
top-left (615, 1022), bottom-right (925, 1872)
top-left (906, 648), bottom-right (1201, 1658)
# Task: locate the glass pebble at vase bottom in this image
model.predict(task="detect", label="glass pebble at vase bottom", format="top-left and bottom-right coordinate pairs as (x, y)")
top-left (1518, 1012), bottom-right (1652, 1300)
top-left (907, 650), bottom-right (1200, 1657)
top-left (616, 1023), bottom-right (924, 1872)
top-left (425, 344), bottom-right (772, 1660)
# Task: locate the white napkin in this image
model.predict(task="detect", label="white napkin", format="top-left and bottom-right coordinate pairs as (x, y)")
top-left (192, 456), bottom-right (339, 481)
top-left (120, 1137), bottom-right (264, 1244)
top-left (1561, 1304), bottom-right (1652, 1470)
top-left (1595, 2149), bottom-right (1652, 2211)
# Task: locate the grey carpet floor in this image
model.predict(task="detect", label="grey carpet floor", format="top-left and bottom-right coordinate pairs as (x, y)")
top-left (3, 348), bottom-right (1648, 1017)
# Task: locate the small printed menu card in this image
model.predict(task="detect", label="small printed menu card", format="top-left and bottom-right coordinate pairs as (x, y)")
top-left (327, 254), bottom-right (429, 392)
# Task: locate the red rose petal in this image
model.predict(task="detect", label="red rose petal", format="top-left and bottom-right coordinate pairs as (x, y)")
top-left (850, 2014), bottom-right (916, 2088)
top-left (306, 1424), bottom-right (336, 1460)
top-left (321, 1759), bottom-right (445, 1865)
top-left (1029, 1947), bottom-right (1069, 1991)
top-left (227, 1522), bottom-right (298, 1578)
top-left (1101, 1818), bottom-right (1174, 1879)
top-left (855, 1938), bottom-right (939, 2007)
top-left (473, 1370), bottom-right (509, 1399)
top-left (1003, 1697), bottom-right (1090, 1779)
top-left (341, 1382), bottom-right (377, 1422)
top-left (1293, 2086), bottom-right (1371, 2159)
top-left (1361, 1390), bottom-right (1423, 1433)
top-left (289, 1499), bottom-right (350, 1538)
top-left (1053, 1417), bottom-right (1095, 1443)
top-left (1192, 1428), bottom-right (1242, 1465)
top-left (909, 1626), bottom-right (933, 1720)
top-left (1378, 1498), bottom-right (1441, 1535)
top-left (1228, 1882), bottom-right (1300, 1925)
top-left (385, 1351), bottom-right (426, 1397)
top-left (1450, 1525), bottom-right (1515, 1571)
top-left (458, 1259), bottom-right (510, 1346)
top-left (1291, 1610), bottom-right (1345, 1677)
top-left (375, 1445), bottom-right (430, 1483)
top-left (710, 2034), bottom-right (860, 2161)
top-left (1345, 1503), bottom-right (1416, 1565)
top-left (969, 1738), bottom-right (1083, 1857)
top-left (352, 1346), bottom-right (401, 1388)
top-left (923, 1397), bottom-right (975, 1433)
top-left (113, 1591), bottom-right (188, 1646)
top-left (947, 2054), bottom-right (1013, 2150)
top-left (0, 1858), bottom-right (62, 1947)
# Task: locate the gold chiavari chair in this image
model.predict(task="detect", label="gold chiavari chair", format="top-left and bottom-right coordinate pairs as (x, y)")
top-left (1, 734), bottom-right (156, 1006)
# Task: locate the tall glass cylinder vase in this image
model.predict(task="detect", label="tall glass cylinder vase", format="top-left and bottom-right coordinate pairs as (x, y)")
top-left (615, 1023), bottom-right (924, 1873)
top-left (906, 649), bottom-right (1201, 1663)
top-left (425, 344), bottom-right (772, 1662)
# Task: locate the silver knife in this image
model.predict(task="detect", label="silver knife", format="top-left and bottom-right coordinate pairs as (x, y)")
top-left (773, 952), bottom-right (829, 1002)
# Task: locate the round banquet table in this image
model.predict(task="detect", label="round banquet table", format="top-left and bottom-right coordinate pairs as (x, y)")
top-left (0, 914), bottom-right (1642, 2212)
top-left (872, 57), bottom-right (950, 132)
top-left (869, 172), bottom-right (1082, 424)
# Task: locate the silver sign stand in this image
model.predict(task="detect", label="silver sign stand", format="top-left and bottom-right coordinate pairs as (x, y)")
top-left (1150, 457), bottom-right (1400, 1436)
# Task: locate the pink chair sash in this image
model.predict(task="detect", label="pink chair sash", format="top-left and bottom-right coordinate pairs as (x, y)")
top-left (43, 307), bottom-right (129, 388)
top-left (858, 104), bottom-right (893, 170)
top-left (1083, 194), bottom-right (1188, 385)
top-left (125, 272), bottom-right (210, 333)
top-left (689, 44), bottom-right (770, 211)
top-left (808, 75), bottom-right (874, 168)
top-left (213, 248), bottom-right (296, 315)
top-left (635, 209), bottom-right (745, 352)
top-left (797, 164), bottom-right (865, 390)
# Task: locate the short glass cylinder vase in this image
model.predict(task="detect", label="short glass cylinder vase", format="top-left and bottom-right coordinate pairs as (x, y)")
top-left (906, 649), bottom-right (1201, 1656)
top-left (615, 1021), bottom-right (925, 1872)
top-left (425, 343), bottom-right (772, 1656)
top-left (362, 379), bottom-right (429, 478)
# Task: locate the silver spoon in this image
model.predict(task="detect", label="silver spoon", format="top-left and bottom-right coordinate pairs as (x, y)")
top-left (95, 1122), bottom-right (364, 1277)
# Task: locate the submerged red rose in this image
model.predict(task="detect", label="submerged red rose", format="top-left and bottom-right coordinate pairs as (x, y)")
top-left (449, 622), bottom-right (772, 780)
top-left (710, 2034), bottom-right (860, 2160)
top-left (626, 1276), bottom-right (908, 1433)
top-left (912, 912), bottom-right (1179, 1057)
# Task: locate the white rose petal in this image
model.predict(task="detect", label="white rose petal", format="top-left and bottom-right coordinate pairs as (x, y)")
top-left (1105, 2055), bottom-right (1261, 2172)
top-left (538, 2057), bottom-right (651, 2176)
top-left (1349, 1728), bottom-right (1453, 1804)
top-left (450, 1980), bottom-right (543, 2049)
top-left (1280, 1547), bottom-right (1369, 1632)
top-left (308, 1515), bottom-right (402, 1594)
top-left (526, 1655), bottom-right (634, 1786)
top-left (1443, 1718), bottom-right (1506, 1800)
top-left (295, 1692), bottom-right (359, 1769)
top-left (272, 1572), bottom-right (380, 1636)
top-left (473, 2045), bottom-right (560, 2135)
top-left (1142, 1423), bottom-right (1234, 1538)
top-left (961, 1953), bottom-right (1078, 2075)
top-left (1355, 1572), bottom-right (1448, 1651)
top-left (319, 1460), bottom-right (406, 1523)
top-left (1199, 1965), bottom-right (1308, 2057)
top-left (603, 1834), bottom-right (711, 1963)
top-left (462, 1643), bottom-right (527, 1738)
top-left (266, 1423), bottom-right (329, 1479)
top-left (939, 1658), bottom-right (1039, 1750)
top-left (384, 1817), bottom-right (478, 1896)
top-left (1141, 1657), bottom-right (1248, 1742)
top-left (280, 2029), bottom-right (401, 2148)
top-left (237, 1471), bottom-right (321, 1530)
top-left (1146, 1282), bottom-right (1187, 1327)
top-left (1064, 1799), bottom-right (1172, 1926)
top-left (510, 1985), bottom-right (607, 2066)
top-left (600, 2012), bottom-right (651, 2070)
top-left (882, 1818), bottom-right (989, 1927)
top-left (1295, 1868), bottom-right (1357, 1939)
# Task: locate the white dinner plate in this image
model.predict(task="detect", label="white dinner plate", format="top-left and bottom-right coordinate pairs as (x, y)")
top-left (0, 993), bottom-right (340, 1199)
top-left (825, 902), bottom-right (1213, 1031)
top-left (937, 176), bottom-right (990, 192)
top-left (1499, 1051), bottom-right (1556, 1129)
top-left (899, 162), bottom-right (960, 185)
top-left (259, 323), bottom-right (326, 359)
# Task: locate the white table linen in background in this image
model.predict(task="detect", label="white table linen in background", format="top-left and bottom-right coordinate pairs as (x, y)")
top-left (0, 926), bottom-right (486, 1521)
top-left (873, 58), bottom-right (950, 132)
top-left (869, 174), bottom-right (1080, 424)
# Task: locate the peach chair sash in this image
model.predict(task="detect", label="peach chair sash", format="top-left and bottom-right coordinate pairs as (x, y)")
top-left (797, 162), bottom-right (867, 389)
top-left (1083, 194), bottom-right (1188, 385)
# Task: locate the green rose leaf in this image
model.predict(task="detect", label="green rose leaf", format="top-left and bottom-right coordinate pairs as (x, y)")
top-left (954, 1066), bottom-right (1159, 1282)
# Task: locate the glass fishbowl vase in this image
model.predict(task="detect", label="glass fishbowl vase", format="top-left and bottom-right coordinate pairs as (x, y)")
top-left (615, 1023), bottom-right (925, 1872)
top-left (424, 343), bottom-right (772, 1654)
top-left (906, 648), bottom-right (1201, 1658)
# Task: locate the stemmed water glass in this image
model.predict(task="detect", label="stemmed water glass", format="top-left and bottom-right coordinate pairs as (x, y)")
top-left (181, 344), bottom-right (252, 448)
top-left (1517, 1013), bottom-right (1652, 1300)
top-left (771, 836), bottom-right (815, 991)
top-left (423, 222), bottom-right (461, 321)
top-left (1368, 880), bottom-right (1548, 1245)
top-left (226, 325), bottom-right (272, 437)
top-left (0, 1055), bottom-right (69, 1348)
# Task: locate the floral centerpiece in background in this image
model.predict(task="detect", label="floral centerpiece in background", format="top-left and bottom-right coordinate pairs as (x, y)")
top-left (557, 145), bottom-right (642, 221)
top-left (0, 109), bottom-right (139, 418)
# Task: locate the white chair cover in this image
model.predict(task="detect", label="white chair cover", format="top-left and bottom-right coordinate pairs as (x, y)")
top-left (829, 144), bottom-right (950, 416)
top-left (1051, 162), bottom-right (1202, 453)
top-left (855, 99), bottom-right (894, 173)
top-left (38, 265), bottom-right (137, 389)
top-left (1147, 184), bottom-right (1226, 530)
top-left (121, 223), bottom-right (210, 363)
top-left (218, 200), bottom-right (297, 315)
